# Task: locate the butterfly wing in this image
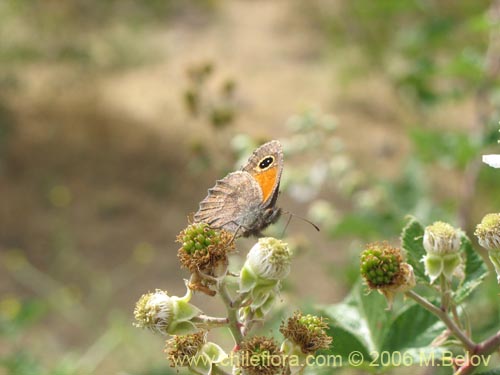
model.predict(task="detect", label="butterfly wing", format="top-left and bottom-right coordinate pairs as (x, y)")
top-left (194, 171), bottom-right (263, 233)
top-left (241, 140), bottom-right (283, 208)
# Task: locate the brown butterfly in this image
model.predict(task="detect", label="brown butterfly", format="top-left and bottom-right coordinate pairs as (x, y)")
top-left (194, 140), bottom-right (283, 237)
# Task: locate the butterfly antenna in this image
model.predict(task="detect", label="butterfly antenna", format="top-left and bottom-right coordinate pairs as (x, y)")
top-left (282, 210), bottom-right (320, 233)
top-left (280, 213), bottom-right (293, 238)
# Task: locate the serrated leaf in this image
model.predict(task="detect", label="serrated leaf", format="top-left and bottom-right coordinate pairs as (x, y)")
top-left (320, 283), bottom-right (391, 361)
top-left (321, 283), bottom-right (445, 361)
top-left (381, 303), bottom-right (443, 351)
top-left (324, 325), bottom-right (371, 360)
top-left (319, 281), bottom-right (444, 367)
top-left (454, 233), bottom-right (488, 303)
top-left (400, 216), bottom-right (427, 282)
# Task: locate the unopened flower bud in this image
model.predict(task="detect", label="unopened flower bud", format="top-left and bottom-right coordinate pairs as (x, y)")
top-left (422, 222), bottom-right (462, 283)
top-left (239, 238), bottom-right (291, 320)
top-left (360, 243), bottom-right (415, 309)
top-left (360, 243), bottom-right (403, 289)
top-left (475, 213), bottom-right (500, 283)
top-left (133, 289), bottom-right (201, 336)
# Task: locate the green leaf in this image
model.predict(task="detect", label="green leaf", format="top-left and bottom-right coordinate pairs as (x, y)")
top-left (410, 128), bottom-right (479, 169)
top-left (400, 216), bottom-right (427, 283)
top-left (381, 303), bottom-right (443, 351)
top-left (321, 283), bottom-right (391, 361)
top-left (454, 233), bottom-right (488, 303)
top-left (319, 281), bottom-right (443, 367)
top-left (476, 370), bottom-right (500, 375)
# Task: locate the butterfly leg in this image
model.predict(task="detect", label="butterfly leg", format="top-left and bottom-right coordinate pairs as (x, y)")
top-left (207, 220), bottom-right (252, 241)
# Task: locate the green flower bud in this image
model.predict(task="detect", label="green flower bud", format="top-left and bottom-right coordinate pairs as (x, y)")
top-left (379, 263), bottom-right (416, 309)
top-left (133, 289), bottom-right (201, 336)
top-left (475, 213), bottom-right (500, 283)
top-left (165, 332), bottom-right (227, 375)
top-left (237, 336), bottom-right (284, 375)
top-left (360, 243), bottom-right (403, 289)
top-left (177, 223), bottom-right (235, 295)
top-left (360, 243), bottom-right (415, 309)
top-left (422, 222), bottom-right (462, 283)
top-left (239, 238), bottom-right (291, 321)
top-left (423, 221), bottom-right (461, 256)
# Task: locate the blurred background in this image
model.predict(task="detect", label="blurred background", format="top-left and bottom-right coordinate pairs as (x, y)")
top-left (1, 1), bottom-right (500, 374)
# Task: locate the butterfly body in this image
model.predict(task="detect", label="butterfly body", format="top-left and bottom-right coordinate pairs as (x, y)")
top-left (194, 140), bottom-right (283, 237)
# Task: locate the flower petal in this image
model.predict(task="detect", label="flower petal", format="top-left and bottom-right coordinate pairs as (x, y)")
top-left (482, 154), bottom-right (500, 168)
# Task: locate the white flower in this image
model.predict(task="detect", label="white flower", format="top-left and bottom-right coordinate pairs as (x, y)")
top-left (482, 154), bottom-right (500, 168)
top-left (133, 288), bottom-right (201, 336)
top-left (423, 222), bottom-right (461, 256)
top-left (246, 238), bottom-right (291, 280)
top-left (475, 213), bottom-right (500, 251)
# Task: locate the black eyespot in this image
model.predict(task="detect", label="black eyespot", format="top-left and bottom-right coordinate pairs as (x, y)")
top-left (259, 156), bottom-right (274, 169)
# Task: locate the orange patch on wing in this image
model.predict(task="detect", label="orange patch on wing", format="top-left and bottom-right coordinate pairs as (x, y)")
top-left (253, 167), bottom-right (278, 203)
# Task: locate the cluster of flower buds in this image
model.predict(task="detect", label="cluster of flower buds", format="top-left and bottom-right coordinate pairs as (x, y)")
top-left (360, 242), bottom-right (415, 308)
top-left (422, 221), bottom-right (463, 284)
top-left (239, 237), bottom-right (292, 321)
top-left (134, 221), bottom-right (333, 374)
top-left (475, 213), bottom-right (500, 283)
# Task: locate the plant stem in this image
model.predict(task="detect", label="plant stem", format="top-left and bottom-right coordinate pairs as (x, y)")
top-left (440, 275), bottom-right (450, 312)
top-left (192, 315), bottom-right (229, 329)
top-left (218, 279), bottom-right (243, 345)
top-left (454, 331), bottom-right (500, 375)
top-left (405, 291), bottom-right (476, 352)
top-left (476, 330), bottom-right (500, 355)
top-left (451, 304), bottom-right (464, 331)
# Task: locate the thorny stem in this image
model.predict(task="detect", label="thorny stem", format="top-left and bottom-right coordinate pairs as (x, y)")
top-left (217, 279), bottom-right (243, 345)
top-left (404, 291), bottom-right (476, 352)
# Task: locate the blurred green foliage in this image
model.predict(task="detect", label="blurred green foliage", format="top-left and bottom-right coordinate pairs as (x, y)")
top-left (0, 0), bottom-right (217, 69)
top-left (315, 0), bottom-right (497, 105)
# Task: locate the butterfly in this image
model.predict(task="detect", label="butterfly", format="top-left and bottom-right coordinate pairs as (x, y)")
top-left (194, 140), bottom-right (283, 237)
